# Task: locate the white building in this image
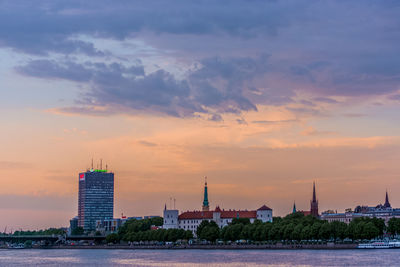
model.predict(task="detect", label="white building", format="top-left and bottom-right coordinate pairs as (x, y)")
top-left (162, 180), bottom-right (273, 236)
top-left (163, 206), bottom-right (179, 229)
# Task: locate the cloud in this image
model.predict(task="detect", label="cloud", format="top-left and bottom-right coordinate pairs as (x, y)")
top-left (4, 0), bottom-right (400, 118)
top-left (0, 0), bottom-right (305, 56)
top-left (252, 119), bottom-right (297, 125)
top-left (138, 140), bottom-right (158, 147)
top-left (236, 118), bottom-right (247, 125)
top-left (388, 94), bottom-right (400, 101)
top-left (18, 55), bottom-right (272, 118)
top-left (312, 97), bottom-right (339, 104)
top-left (208, 114), bottom-right (223, 122)
top-left (300, 126), bottom-right (337, 136)
top-left (342, 113), bottom-right (366, 118)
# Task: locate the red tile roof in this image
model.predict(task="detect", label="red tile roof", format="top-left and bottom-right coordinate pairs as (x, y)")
top-left (178, 211), bottom-right (213, 219)
top-left (178, 209), bottom-right (257, 220)
top-left (220, 210), bottom-right (256, 219)
top-left (257, 205), bottom-right (272, 211)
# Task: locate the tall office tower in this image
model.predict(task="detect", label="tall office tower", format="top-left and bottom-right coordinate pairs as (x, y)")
top-left (78, 167), bottom-right (114, 231)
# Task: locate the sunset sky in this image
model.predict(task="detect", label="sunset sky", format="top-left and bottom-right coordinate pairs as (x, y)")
top-left (1, 0), bottom-right (400, 230)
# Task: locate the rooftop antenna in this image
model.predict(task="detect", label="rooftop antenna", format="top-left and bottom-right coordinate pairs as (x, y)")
top-left (106, 163), bottom-right (108, 170)
top-left (91, 158), bottom-right (93, 169)
top-left (100, 159), bottom-right (102, 170)
top-left (174, 198), bottom-right (176, 209)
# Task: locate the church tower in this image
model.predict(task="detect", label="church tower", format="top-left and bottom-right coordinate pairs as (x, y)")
top-left (292, 201), bottom-right (297, 214)
top-left (202, 177), bottom-right (209, 211)
top-left (384, 190), bottom-right (391, 208)
top-left (310, 182), bottom-right (319, 217)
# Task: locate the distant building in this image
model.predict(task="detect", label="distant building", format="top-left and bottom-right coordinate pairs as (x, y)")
top-left (163, 204), bottom-right (179, 229)
top-left (68, 216), bottom-right (79, 235)
top-left (321, 191), bottom-right (400, 224)
top-left (321, 211), bottom-right (364, 224)
top-left (96, 218), bottom-right (123, 234)
top-left (78, 167), bottom-right (114, 231)
top-left (162, 178), bottom-right (273, 236)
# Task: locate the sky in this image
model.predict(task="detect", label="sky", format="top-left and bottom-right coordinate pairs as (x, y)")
top-left (1, 0), bottom-right (400, 230)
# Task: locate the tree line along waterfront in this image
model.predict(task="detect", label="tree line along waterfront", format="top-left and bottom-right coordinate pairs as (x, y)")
top-left (5, 214), bottom-right (400, 245)
top-left (106, 213), bottom-right (400, 244)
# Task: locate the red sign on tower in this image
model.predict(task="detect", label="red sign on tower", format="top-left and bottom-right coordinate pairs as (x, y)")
top-left (79, 173), bottom-right (85, 181)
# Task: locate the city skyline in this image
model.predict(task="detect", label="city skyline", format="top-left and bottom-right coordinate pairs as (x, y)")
top-left (1, 1), bottom-right (400, 230)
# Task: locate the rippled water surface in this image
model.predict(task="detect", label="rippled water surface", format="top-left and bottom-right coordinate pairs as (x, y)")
top-left (0, 249), bottom-right (399, 266)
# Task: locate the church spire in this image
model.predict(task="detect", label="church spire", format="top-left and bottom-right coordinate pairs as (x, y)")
top-left (292, 201), bottom-right (297, 214)
top-left (384, 190), bottom-right (391, 208)
top-left (312, 181), bottom-right (317, 203)
top-left (310, 181), bottom-right (319, 217)
top-left (202, 177), bottom-right (209, 211)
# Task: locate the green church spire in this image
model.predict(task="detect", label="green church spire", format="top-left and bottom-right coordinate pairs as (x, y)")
top-left (202, 177), bottom-right (209, 211)
top-left (292, 201), bottom-right (297, 213)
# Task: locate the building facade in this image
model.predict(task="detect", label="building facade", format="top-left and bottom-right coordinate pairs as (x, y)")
top-left (162, 179), bottom-right (273, 236)
top-left (78, 169), bottom-right (114, 231)
top-left (96, 218), bottom-right (123, 233)
top-left (321, 191), bottom-right (400, 224)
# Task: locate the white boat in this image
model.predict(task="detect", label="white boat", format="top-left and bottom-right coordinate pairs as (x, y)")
top-left (358, 242), bottom-right (393, 249)
top-left (388, 241), bottom-right (400, 248)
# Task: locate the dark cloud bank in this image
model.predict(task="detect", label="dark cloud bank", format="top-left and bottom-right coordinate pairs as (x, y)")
top-left (17, 55), bottom-right (271, 117)
top-left (4, 0), bottom-right (400, 118)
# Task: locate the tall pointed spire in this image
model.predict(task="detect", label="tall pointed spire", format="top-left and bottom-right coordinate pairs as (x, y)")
top-left (312, 181), bottom-right (316, 202)
top-left (384, 190), bottom-right (391, 208)
top-left (202, 177), bottom-right (209, 211)
top-left (310, 181), bottom-right (319, 217)
top-left (292, 201), bottom-right (297, 214)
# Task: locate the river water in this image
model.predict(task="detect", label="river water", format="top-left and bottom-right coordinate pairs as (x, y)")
top-left (0, 249), bottom-right (398, 266)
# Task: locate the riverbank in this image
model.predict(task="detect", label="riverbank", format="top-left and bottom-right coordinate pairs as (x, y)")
top-left (2, 243), bottom-right (359, 250)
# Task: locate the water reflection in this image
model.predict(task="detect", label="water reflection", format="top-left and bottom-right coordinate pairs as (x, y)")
top-left (0, 249), bottom-right (398, 266)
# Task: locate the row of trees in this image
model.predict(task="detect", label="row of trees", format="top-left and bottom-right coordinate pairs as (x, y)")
top-left (197, 213), bottom-right (385, 242)
top-left (106, 217), bottom-right (193, 243)
top-left (387, 217), bottom-right (400, 236)
top-left (12, 228), bottom-right (65, 236)
top-left (106, 213), bottom-right (388, 243)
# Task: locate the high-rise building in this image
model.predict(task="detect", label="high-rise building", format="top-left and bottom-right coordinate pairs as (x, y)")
top-left (78, 168), bottom-right (114, 231)
top-left (310, 182), bottom-right (319, 217)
